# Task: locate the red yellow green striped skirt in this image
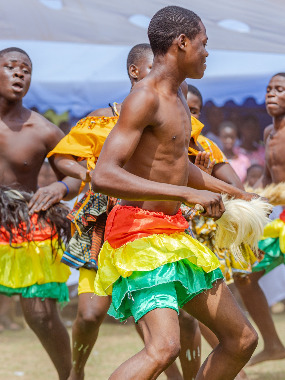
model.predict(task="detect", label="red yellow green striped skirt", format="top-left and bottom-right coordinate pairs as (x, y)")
top-left (93, 205), bottom-right (223, 322)
top-left (0, 214), bottom-right (71, 305)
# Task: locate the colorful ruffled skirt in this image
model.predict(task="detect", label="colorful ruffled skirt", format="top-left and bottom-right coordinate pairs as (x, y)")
top-left (93, 205), bottom-right (223, 322)
top-left (253, 211), bottom-right (285, 274)
top-left (0, 214), bottom-right (71, 305)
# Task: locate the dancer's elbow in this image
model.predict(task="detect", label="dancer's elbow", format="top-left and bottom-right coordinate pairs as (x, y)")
top-left (91, 167), bottom-right (116, 194)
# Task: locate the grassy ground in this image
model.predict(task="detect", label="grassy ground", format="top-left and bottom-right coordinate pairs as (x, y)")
top-left (1, 314), bottom-right (285, 379)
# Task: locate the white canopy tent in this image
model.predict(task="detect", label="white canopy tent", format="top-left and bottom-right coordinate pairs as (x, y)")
top-left (0, 0), bottom-right (284, 116)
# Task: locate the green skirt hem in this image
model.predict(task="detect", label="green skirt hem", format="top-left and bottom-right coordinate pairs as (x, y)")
top-left (108, 259), bottom-right (223, 322)
top-left (0, 282), bottom-right (69, 306)
top-left (254, 238), bottom-right (285, 274)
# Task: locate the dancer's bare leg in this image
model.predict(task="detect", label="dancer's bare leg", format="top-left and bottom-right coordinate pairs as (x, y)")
top-left (68, 294), bottom-right (111, 380)
top-left (134, 317), bottom-right (183, 380)
top-left (183, 280), bottom-right (258, 380)
top-left (199, 321), bottom-right (218, 348)
top-left (110, 308), bottom-right (181, 380)
top-left (21, 297), bottom-right (72, 380)
top-left (198, 322), bottom-right (248, 380)
top-left (234, 271), bottom-right (285, 366)
top-left (178, 310), bottom-right (201, 380)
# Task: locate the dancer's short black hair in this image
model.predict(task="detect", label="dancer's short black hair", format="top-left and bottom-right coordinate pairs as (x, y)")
top-left (272, 72), bottom-right (285, 79)
top-left (188, 84), bottom-right (203, 108)
top-left (0, 47), bottom-right (32, 67)
top-left (127, 43), bottom-right (152, 77)
top-left (148, 6), bottom-right (201, 56)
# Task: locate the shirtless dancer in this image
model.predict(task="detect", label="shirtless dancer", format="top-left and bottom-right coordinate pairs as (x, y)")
top-left (237, 73), bottom-right (285, 366)
top-left (0, 47), bottom-right (81, 379)
top-left (51, 43), bottom-right (250, 380)
top-left (91, 6), bottom-right (258, 379)
top-left (50, 44), bottom-right (200, 380)
top-left (188, 81), bottom-right (285, 368)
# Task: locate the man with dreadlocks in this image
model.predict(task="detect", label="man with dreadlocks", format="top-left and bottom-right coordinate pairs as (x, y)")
top-left (0, 47), bottom-right (81, 380)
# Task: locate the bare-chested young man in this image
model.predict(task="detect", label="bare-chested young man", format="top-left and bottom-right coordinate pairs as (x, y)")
top-left (91, 6), bottom-right (258, 379)
top-left (236, 73), bottom-right (285, 366)
top-left (50, 43), bottom-right (196, 380)
top-left (0, 47), bottom-right (81, 379)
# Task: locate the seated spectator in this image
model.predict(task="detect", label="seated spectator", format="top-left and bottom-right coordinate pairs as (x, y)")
top-left (238, 115), bottom-right (265, 166)
top-left (245, 164), bottom-right (264, 187)
top-left (219, 121), bottom-right (251, 182)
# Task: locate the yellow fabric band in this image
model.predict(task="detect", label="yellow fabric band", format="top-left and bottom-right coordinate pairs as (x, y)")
top-left (0, 239), bottom-right (70, 289)
top-left (94, 231), bottom-right (220, 296)
top-left (261, 219), bottom-right (285, 254)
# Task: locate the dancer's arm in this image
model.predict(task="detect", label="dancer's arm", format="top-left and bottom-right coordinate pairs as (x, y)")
top-left (212, 163), bottom-right (244, 190)
top-left (52, 153), bottom-right (91, 182)
top-left (187, 161), bottom-right (253, 200)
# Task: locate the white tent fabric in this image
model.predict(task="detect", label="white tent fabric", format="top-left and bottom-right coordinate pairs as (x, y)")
top-left (1, 0), bottom-right (285, 53)
top-left (0, 1), bottom-right (285, 116)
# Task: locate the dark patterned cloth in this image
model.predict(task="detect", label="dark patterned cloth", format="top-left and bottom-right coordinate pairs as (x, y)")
top-left (61, 191), bottom-right (118, 270)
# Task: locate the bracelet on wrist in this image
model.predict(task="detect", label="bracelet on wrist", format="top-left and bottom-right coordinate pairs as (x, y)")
top-left (58, 180), bottom-right (69, 197)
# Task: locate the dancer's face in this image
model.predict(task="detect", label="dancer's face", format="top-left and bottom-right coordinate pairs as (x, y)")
top-left (266, 75), bottom-right (285, 117)
top-left (187, 92), bottom-right (202, 119)
top-left (219, 126), bottom-right (237, 151)
top-left (0, 51), bottom-right (32, 101)
top-left (182, 22), bottom-right (208, 80)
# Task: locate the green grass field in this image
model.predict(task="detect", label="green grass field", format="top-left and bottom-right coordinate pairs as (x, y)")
top-left (1, 313), bottom-right (285, 379)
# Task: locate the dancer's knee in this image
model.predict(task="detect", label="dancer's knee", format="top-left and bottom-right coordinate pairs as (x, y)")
top-left (147, 336), bottom-right (181, 369)
top-left (223, 324), bottom-right (258, 361)
top-left (25, 309), bottom-right (54, 332)
top-left (76, 306), bottom-right (105, 330)
top-left (239, 326), bottom-right (258, 359)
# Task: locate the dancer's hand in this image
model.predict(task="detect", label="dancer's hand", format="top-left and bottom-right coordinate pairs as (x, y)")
top-left (238, 191), bottom-right (262, 202)
top-left (80, 169), bottom-right (92, 183)
top-left (195, 152), bottom-right (215, 175)
top-left (184, 190), bottom-right (225, 219)
top-left (28, 182), bottom-right (68, 214)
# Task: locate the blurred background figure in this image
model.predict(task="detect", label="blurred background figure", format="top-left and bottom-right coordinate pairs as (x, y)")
top-left (245, 164), bottom-right (264, 187)
top-left (238, 115), bottom-right (265, 166)
top-left (218, 121), bottom-right (251, 182)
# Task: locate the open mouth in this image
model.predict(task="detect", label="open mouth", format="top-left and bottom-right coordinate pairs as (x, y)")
top-left (12, 82), bottom-right (24, 91)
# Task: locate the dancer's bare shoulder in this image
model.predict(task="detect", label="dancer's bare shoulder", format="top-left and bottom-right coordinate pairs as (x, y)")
top-left (28, 110), bottom-right (65, 151)
top-left (118, 82), bottom-right (159, 129)
top-left (264, 124), bottom-right (273, 143)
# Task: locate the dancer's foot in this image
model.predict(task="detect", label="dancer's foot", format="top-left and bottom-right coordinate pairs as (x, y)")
top-left (247, 346), bottom-right (285, 366)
